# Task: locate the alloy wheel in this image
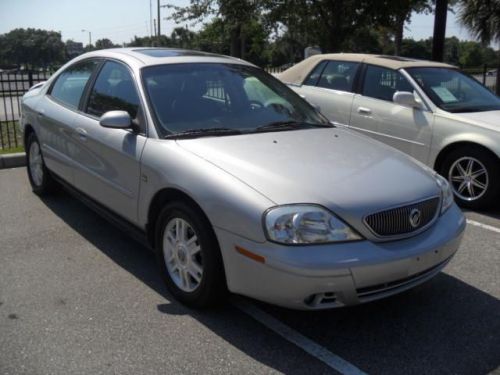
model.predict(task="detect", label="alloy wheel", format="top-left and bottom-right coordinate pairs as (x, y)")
top-left (448, 156), bottom-right (488, 201)
top-left (163, 218), bottom-right (203, 292)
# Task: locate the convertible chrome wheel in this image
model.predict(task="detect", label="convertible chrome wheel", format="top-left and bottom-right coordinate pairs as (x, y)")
top-left (163, 218), bottom-right (203, 292)
top-left (28, 140), bottom-right (44, 187)
top-left (448, 156), bottom-right (488, 201)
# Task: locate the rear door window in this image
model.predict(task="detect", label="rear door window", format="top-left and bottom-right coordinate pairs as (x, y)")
top-left (50, 60), bottom-right (98, 109)
top-left (316, 61), bottom-right (359, 92)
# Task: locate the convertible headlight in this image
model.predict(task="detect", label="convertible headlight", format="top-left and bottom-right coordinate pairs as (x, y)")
top-left (436, 174), bottom-right (454, 214)
top-left (264, 205), bottom-right (362, 244)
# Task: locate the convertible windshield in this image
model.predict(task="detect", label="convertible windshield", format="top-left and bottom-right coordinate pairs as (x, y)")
top-left (406, 67), bottom-right (500, 113)
top-left (141, 63), bottom-right (329, 137)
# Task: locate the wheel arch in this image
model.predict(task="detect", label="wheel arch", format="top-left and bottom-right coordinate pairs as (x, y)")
top-left (146, 187), bottom-right (214, 250)
top-left (23, 124), bottom-right (35, 148)
top-left (434, 141), bottom-right (500, 174)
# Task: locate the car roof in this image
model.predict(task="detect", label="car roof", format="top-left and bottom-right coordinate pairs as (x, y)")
top-left (71, 47), bottom-right (254, 69)
top-left (278, 53), bottom-right (457, 85)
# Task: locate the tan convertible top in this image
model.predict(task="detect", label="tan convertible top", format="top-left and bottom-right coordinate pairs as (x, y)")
top-left (278, 53), bottom-right (456, 85)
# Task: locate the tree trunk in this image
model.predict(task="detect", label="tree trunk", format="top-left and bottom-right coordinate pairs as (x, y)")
top-left (240, 31), bottom-right (246, 60)
top-left (394, 14), bottom-right (405, 56)
top-left (432, 0), bottom-right (448, 62)
top-left (230, 24), bottom-right (242, 58)
top-left (496, 52), bottom-right (500, 96)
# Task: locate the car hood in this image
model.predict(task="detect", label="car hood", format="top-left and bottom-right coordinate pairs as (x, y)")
top-left (177, 128), bottom-right (440, 236)
top-left (451, 110), bottom-right (500, 131)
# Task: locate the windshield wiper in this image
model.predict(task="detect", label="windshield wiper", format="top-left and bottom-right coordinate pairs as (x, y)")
top-left (164, 127), bottom-right (242, 139)
top-left (254, 120), bottom-right (332, 133)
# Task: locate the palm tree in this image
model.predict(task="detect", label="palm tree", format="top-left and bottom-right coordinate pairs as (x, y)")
top-left (458, 0), bottom-right (500, 94)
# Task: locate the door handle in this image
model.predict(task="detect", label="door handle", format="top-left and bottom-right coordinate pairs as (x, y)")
top-left (75, 127), bottom-right (87, 141)
top-left (357, 107), bottom-right (372, 115)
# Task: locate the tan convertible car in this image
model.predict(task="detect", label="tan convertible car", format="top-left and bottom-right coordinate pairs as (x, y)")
top-left (279, 54), bottom-right (500, 209)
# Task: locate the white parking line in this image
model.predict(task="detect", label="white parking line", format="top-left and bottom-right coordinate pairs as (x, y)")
top-left (232, 298), bottom-right (368, 375)
top-left (466, 219), bottom-right (500, 234)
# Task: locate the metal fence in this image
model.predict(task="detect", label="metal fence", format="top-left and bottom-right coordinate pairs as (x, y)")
top-left (0, 71), bottom-right (52, 150)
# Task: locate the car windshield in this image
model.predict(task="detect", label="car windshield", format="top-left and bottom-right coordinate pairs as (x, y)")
top-left (406, 67), bottom-right (500, 113)
top-left (141, 63), bottom-right (330, 137)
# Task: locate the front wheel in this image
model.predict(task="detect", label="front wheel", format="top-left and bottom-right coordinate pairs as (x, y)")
top-left (26, 133), bottom-right (57, 195)
top-left (155, 201), bottom-right (227, 308)
top-left (440, 147), bottom-right (500, 209)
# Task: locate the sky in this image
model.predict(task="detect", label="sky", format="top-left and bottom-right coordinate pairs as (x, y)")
top-left (0, 0), bottom-right (483, 47)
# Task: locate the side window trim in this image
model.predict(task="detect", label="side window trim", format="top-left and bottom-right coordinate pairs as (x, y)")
top-left (47, 58), bottom-right (100, 111)
top-left (315, 60), bottom-right (360, 93)
top-left (302, 60), bottom-right (328, 87)
top-left (352, 63), bottom-right (367, 94)
top-left (78, 59), bottom-right (105, 112)
top-left (82, 59), bottom-right (147, 135)
top-left (398, 68), bottom-right (432, 112)
top-left (361, 64), bottom-right (406, 103)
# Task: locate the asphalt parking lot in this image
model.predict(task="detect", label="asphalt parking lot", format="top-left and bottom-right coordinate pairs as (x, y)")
top-left (1, 167), bottom-right (499, 375)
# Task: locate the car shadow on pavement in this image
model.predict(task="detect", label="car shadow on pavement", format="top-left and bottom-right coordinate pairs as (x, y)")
top-left (41, 192), bottom-right (500, 375)
top-left (40, 191), bottom-right (333, 374)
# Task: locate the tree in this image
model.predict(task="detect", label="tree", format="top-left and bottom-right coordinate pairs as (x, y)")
top-left (95, 38), bottom-right (119, 50)
top-left (171, 0), bottom-right (259, 58)
top-left (390, 0), bottom-right (431, 56)
top-left (265, 0), bottom-right (395, 54)
top-left (458, 41), bottom-right (484, 67)
top-left (170, 27), bottom-right (196, 49)
top-left (0, 28), bottom-right (65, 69)
top-left (432, 0), bottom-right (448, 61)
top-left (458, 0), bottom-right (500, 93)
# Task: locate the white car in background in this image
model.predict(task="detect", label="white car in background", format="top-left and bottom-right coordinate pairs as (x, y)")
top-left (279, 54), bottom-right (500, 209)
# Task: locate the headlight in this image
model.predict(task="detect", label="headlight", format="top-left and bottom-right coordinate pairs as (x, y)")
top-left (436, 174), bottom-right (454, 214)
top-left (264, 205), bottom-right (362, 245)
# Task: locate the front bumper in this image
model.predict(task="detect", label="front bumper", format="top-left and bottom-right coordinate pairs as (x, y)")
top-left (216, 204), bottom-right (466, 310)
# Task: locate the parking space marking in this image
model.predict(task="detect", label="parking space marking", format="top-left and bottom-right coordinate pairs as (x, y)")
top-left (466, 219), bottom-right (500, 234)
top-left (232, 298), bottom-right (368, 375)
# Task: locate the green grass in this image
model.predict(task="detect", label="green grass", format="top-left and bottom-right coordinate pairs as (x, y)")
top-left (0, 120), bottom-right (23, 151)
top-left (0, 145), bottom-right (24, 154)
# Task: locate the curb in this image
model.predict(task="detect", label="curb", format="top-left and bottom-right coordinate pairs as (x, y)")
top-left (0, 152), bottom-right (26, 169)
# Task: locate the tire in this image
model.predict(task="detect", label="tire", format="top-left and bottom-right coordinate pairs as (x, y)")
top-left (26, 132), bottom-right (57, 195)
top-left (440, 146), bottom-right (500, 209)
top-left (155, 201), bottom-right (227, 308)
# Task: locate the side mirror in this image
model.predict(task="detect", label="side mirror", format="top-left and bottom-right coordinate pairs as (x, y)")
top-left (393, 91), bottom-right (423, 109)
top-left (99, 110), bottom-right (132, 129)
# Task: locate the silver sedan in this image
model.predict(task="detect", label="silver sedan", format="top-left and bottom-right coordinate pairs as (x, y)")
top-left (20, 48), bottom-right (465, 310)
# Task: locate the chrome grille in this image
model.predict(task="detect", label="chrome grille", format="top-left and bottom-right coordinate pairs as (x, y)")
top-left (365, 197), bottom-right (440, 237)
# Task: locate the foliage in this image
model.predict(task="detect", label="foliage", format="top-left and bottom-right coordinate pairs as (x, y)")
top-left (264, 0), bottom-right (393, 53)
top-left (95, 38), bottom-right (120, 50)
top-left (0, 28), bottom-right (65, 69)
top-left (170, 0), bottom-right (260, 57)
top-left (458, 0), bottom-right (500, 93)
top-left (458, 0), bottom-right (500, 45)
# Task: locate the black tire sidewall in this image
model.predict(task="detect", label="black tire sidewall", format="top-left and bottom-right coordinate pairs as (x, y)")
top-left (26, 133), bottom-right (53, 195)
top-left (440, 147), bottom-right (500, 209)
top-left (154, 201), bottom-right (226, 308)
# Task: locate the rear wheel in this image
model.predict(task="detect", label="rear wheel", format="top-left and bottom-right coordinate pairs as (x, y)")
top-left (440, 147), bottom-right (500, 209)
top-left (26, 133), bottom-right (57, 195)
top-left (155, 201), bottom-right (226, 308)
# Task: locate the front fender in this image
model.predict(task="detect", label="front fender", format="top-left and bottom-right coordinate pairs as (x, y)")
top-left (138, 139), bottom-right (275, 243)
